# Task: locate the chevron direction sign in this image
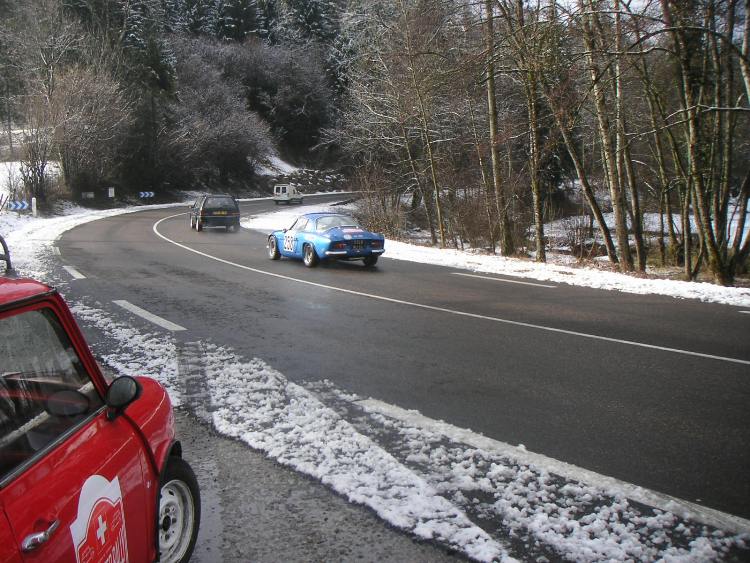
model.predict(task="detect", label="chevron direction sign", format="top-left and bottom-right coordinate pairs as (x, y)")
top-left (139, 191), bottom-right (155, 198)
top-left (9, 200), bottom-right (29, 211)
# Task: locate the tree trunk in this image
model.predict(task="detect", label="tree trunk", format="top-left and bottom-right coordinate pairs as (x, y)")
top-left (401, 125), bottom-right (437, 245)
top-left (398, 0), bottom-right (446, 248)
top-left (512, 0), bottom-right (546, 262)
top-left (582, 1), bottom-right (632, 271)
top-left (467, 95), bottom-right (497, 253)
top-left (661, 0), bottom-right (733, 285)
top-left (484, 0), bottom-right (514, 256)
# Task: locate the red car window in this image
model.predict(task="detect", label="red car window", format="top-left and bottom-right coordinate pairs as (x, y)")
top-left (0, 308), bottom-right (104, 479)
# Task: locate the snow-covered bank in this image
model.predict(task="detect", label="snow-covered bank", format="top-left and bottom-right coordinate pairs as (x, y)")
top-left (242, 204), bottom-right (750, 308)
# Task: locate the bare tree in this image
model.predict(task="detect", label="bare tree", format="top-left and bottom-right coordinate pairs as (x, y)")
top-left (18, 96), bottom-right (54, 203)
top-left (536, 2), bottom-right (619, 264)
top-left (659, 0), bottom-right (749, 284)
top-left (7, 0), bottom-right (84, 203)
top-left (51, 63), bottom-right (133, 198)
top-left (493, 0), bottom-right (552, 261)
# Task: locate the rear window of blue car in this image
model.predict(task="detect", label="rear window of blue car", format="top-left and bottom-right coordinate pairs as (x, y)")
top-left (315, 215), bottom-right (359, 231)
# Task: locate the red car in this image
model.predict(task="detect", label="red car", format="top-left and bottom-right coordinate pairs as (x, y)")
top-left (0, 236), bottom-right (200, 562)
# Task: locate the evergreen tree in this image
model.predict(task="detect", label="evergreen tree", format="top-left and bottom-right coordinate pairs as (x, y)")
top-left (283, 0), bottom-right (340, 44)
top-left (256, 0), bottom-right (281, 41)
top-left (219, 0), bottom-right (263, 41)
top-left (266, 0), bottom-right (341, 46)
top-left (163, 0), bottom-right (188, 33)
top-left (185, 0), bottom-right (222, 37)
top-left (122, 0), bottom-right (175, 90)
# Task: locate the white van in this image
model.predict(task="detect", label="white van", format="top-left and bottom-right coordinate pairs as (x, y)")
top-left (272, 184), bottom-right (303, 205)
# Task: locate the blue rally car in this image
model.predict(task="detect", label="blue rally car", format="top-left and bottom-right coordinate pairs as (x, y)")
top-left (267, 212), bottom-right (385, 267)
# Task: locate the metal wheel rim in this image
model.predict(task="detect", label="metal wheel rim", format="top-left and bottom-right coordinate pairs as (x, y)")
top-left (304, 245), bottom-right (312, 264)
top-left (159, 479), bottom-right (195, 563)
top-left (268, 238), bottom-right (277, 257)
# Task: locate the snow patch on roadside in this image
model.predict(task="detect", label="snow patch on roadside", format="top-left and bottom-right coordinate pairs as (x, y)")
top-left (348, 399), bottom-right (749, 562)
top-left (70, 298), bottom-right (750, 562)
top-left (71, 301), bottom-right (510, 563)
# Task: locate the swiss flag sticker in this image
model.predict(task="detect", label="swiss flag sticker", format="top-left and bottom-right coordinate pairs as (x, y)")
top-left (70, 475), bottom-right (129, 563)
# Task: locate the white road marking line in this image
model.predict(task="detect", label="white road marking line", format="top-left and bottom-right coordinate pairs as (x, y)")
top-left (740, 311), bottom-right (750, 314)
top-left (62, 265), bottom-right (86, 280)
top-left (358, 398), bottom-right (750, 535)
top-left (452, 272), bottom-right (556, 288)
top-left (153, 214), bottom-right (750, 365)
top-left (113, 300), bottom-right (186, 332)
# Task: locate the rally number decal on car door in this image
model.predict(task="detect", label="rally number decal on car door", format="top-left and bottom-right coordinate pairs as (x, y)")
top-left (283, 233), bottom-right (295, 252)
top-left (70, 475), bottom-right (129, 563)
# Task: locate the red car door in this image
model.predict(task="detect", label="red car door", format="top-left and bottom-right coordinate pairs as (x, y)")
top-left (0, 305), bottom-right (153, 562)
top-left (1, 417), bottom-right (153, 562)
top-left (0, 507), bottom-right (22, 563)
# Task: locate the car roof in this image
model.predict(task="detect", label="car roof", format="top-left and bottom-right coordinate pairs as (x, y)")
top-left (0, 276), bottom-right (53, 307)
top-left (302, 212), bottom-right (354, 220)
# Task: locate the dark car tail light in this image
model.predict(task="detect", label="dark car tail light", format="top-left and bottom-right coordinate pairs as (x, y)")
top-left (370, 240), bottom-right (382, 247)
top-left (332, 242), bottom-right (347, 250)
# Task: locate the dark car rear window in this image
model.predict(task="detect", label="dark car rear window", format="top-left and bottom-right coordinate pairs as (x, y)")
top-left (204, 197), bottom-right (238, 210)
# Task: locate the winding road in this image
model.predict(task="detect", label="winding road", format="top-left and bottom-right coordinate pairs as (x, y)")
top-left (54, 194), bottom-right (750, 558)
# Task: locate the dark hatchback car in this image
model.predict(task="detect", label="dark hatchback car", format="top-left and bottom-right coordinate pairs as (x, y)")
top-left (189, 194), bottom-right (241, 233)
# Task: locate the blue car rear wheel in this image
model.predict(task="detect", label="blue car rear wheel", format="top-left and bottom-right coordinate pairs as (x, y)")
top-left (303, 244), bottom-right (319, 267)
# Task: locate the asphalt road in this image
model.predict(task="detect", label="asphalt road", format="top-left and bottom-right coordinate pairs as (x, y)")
top-left (58, 194), bottom-right (750, 525)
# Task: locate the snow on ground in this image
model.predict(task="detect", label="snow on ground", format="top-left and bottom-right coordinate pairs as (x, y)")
top-left (546, 208), bottom-right (750, 247)
top-left (242, 204), bottom-right (750, 308)
top-left (70, 301), bottom-right (510, 562)
top-left (1, 161), bottom-right (61, 200)
top-left (2, 198), bottom-right (750, 561)
top-left (255, 154), bottom-right (299, 176)
top-left (1, 161), bottom-right (24, 201)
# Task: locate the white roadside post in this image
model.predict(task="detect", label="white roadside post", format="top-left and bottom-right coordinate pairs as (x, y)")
top-left (31, 197), bottom-right (37, 217)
